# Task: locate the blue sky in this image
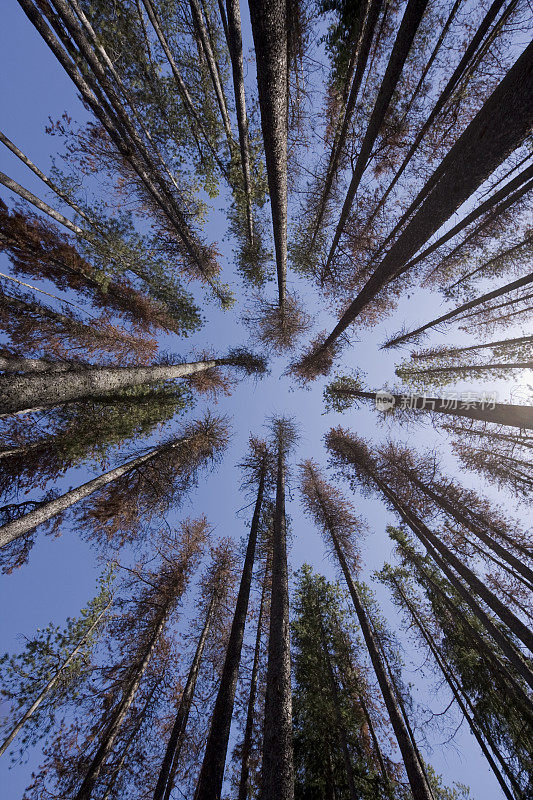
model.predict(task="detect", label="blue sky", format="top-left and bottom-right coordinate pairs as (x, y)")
top-left (0, 2), bottom-right (530, 797)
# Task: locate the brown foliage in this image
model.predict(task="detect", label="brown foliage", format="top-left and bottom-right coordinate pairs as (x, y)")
top-left (245, 294), bottom-right (311, 354)
top-left (289, 333), bottom-right (345, 383)
top-left (299, 459), bottom-right (365, 572)
top-left (0, 287), bottom-right (157, 365)
top-left (0, 202), bottom-right (178, 333)
top-left (81, 415), bottom-right (230, 548)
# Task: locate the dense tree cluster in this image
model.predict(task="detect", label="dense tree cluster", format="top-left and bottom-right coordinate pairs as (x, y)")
top-left (0, 1), bottom-right (531, 799)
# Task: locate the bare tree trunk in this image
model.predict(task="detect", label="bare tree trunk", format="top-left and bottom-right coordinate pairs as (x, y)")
top-left (324, 0), bottom-right (429, 274)
top-left (387, 462), bottom-right (533, 584)
top-left (366, 0), bottom-right (509, 240)
top-left (260, 444), bottom-right (293, 799)
top-left (373, 477), bottom-right (533, 687)
top-left (319, 41), bottom-right (533, 353)
top-left (384, 271), bottom-right (533, 347)
top-left (190, 0), bottom-right (233, 143)
top-left (330, 388), bottom-right (533, 430)
top-left (410, 166), bottom-right (533, 283)
top-left (75, 605), bottom-right (171, 800)
top-left (102, 680), bottom-right (161, 800)
top-left (390, 576), bottom-right (522, 800)
top-left (370, 624), bottom-right (436, 800)
top-left (153, 596), bottom-right (216, 800)
top-left (0, 355), bottom-right (74, 373)
top-left (195, 458), bottom-right (267, 799)
top-left (248, 0), bottom-right (288, 307)
top-left (0, 437), bottom-right (186, 549)
top-left (238, 557), bottom-right (270, 800)
top-left (399, 360), bottom-right (533, 380)
top-left (226, 0), bottom-right (254, 241)
top-left (0, 600), bottom-right (111, 758)
top-left (0, 130), bottom-right (91, 223)
top-left (307, 0), bottom-right (383, 251)
top-left (325, 525), bottom-right (433, 800)
top-left (0, 171), bottom-right (84, 236)
top-left (0, 358), bottom-right (228, 414)
top-left (412, 335), bottom-right (533, 360)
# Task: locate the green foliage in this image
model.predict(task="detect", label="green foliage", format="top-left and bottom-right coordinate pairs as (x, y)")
top-left (387, 527), bottom-right (533, 795)
top-left (323, 371), bottom-right (367, 412)
top-left (318, 0), bottom-right (367, 88)
top-left (0, 382), bottom-right (194, 497)
top-left (0, 570), bottom-right (113, 763)
top-left (292, 566), bottom-right (391, 799)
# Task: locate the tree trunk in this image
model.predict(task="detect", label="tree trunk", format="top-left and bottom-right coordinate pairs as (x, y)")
top-left (326, 525), bottom-right (433, 800)
top-left (410, 166), bottom-right (533, 283)
top-left (226, 0), bottom-right (254, 241)
top-left (140, 0), bottom-right (229, 178)
top-left (0, 358), bottom-right (225, 414)
top-left (308, 0), bottom-right (383, 251)
top-left (374, 478), bottom-right (533, 689)
top-left (319, 41), bottom-right (533, 352)
top-left (370, 627), bottom-right (436, 800)
top-left (0, 600), bottom-right (111, 758)
top-left (153, 595), bottom-right (216, 800)
top-left (190, 0), bottom-right (233, 143)
top-left (331, 388), bottom-right (533, 430)
top-left (75, 605), bottom-right (171, 800)
top-left (388, 463), bottom-right (533, 585)
top-left (391, 578), bottom-right (517, 800)
top-left (324, 0), bottom-right (429, 274)
top-left (383, 272), bottom-right (533, 348)
top-left (366, 0), bottom-right (508, 243)
top-left (260, 444), bottom-right (293, 799)
top-left (412, 334), bottom-right (533, 360)
top-left (0, 438), bottom-right (185, 549)
top-left (66, 0), bottom-right (183, 195)
top-left (445, 234), bottom-right (533, 294)
top-left (399, 360), bottom-right (533, 380)
top-left (101, 680), bottom-right (161, 800)
top-left (358, 695), bottom-right (394, 796)
top-left (248, 0), bottom-right (288, 307)
top-left (0, 171), bottom-right (84, 236)
top-left (18, 0), bottom-right (221, 296)
top-left (0, 355), bottom-right (74, 373)
top-left (238, 556), bottom-right (270, 800)
top-left (195, 460), bottom-right (267, 800)
top-left (0, 130), bottom-right (91, 223)
top-left (397, 538), bottom-right (533, 719)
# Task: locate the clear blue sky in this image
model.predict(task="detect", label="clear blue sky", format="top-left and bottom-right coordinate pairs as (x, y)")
top-left (0, 2), bottom-right (529, 797)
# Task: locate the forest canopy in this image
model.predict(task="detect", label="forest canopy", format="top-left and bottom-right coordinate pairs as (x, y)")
top-left (0, 1), bottom-right (531, 799)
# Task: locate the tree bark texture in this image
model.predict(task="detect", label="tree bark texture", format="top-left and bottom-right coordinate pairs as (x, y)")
top-left (321, 40), bottom-right (533, 350)
top-left (153, 595), bottom-right (216, 800)
top-left (260, 446), bottom-right (293, 799)
top-left (248, 0), bottom-right (288, 306)
top-left (327, 526), bottom-right (433, 800)
top-left (195, 461), bottom-right (266, 800)
top-left (334, 388), bottom-right (533, 430)
top-left (325, 0), bottom-right (429, 272)
top-left (0, 359), bottom-right (221, 414)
